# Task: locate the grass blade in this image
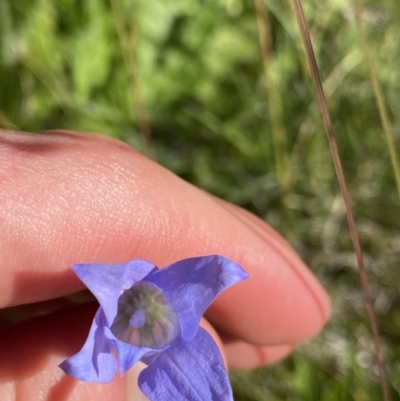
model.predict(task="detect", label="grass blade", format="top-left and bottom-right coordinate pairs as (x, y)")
top-left (351, 0), bottom-right (400, 202)
top-left (254, 0), bottom-right (291, 195)
top-left (291, 1), bottom-right (390, 400)
top-left (109, 0), bottom-right (155, 159)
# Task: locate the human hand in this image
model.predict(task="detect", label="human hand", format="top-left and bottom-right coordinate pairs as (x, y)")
top-left (0, 130), bottom-right (330, 401)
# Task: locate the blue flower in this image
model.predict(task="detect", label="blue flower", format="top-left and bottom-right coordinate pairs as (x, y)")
top-left (60, 255), bottom-right (249, 401)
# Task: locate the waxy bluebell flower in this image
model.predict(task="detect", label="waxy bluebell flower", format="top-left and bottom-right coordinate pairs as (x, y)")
top-left (60, 255), bottom-right (249, 401)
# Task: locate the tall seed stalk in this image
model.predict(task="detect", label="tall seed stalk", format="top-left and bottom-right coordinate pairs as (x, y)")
top-left (291, 1), bottom-right (390, 400)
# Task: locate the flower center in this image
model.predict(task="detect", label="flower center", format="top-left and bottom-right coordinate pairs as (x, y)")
top-left (110, 281), bottom-right (180, 349)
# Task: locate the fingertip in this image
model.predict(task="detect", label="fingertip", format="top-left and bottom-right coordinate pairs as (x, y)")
top-left (209, 198), bottom-right (331, 344)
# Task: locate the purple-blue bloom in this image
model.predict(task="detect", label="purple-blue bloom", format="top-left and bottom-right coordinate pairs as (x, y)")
top-left (60, 255), bottom-right (249, 401)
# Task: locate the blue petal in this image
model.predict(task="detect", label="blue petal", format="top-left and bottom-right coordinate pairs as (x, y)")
top-left (59, 308), bottom-right (117, 383)
top-left (144, 255), bottom-right (249, 340)
top-left (59, 309), bottom-right (150, 380)
top-left (73, 260), bottom-right (157, 325)
top-left (104, 326), bottom-right (151, 375)
top-left (138, 327), bottom-right (233, 401)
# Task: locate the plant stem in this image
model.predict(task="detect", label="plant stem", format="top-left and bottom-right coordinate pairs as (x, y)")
top-left (109, 0), bottom-right (155, 159)
top-left (291, 1), bottom-right (390, 400)
top-left (254, 0), bottom-right (291, 195)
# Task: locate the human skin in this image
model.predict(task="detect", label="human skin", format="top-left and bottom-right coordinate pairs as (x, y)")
top-left (0, 130), bottom-right (330, 401)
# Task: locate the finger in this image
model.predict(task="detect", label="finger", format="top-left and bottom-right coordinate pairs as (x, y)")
top-left (208, 198), bottom-right (330, 344)
top-left (0, 129), bottom-right (330, 346)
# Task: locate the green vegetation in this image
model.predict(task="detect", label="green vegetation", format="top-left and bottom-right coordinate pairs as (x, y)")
top-left (1, 0), bottom-right (399, 399)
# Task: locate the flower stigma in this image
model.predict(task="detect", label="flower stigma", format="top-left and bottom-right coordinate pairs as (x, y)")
top-left (129, 309), bottom-right (146, 328)
top-left (111, 281), bottom-right (180, 349)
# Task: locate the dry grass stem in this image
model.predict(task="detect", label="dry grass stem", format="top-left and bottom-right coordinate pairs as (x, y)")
top-left (291, 1), bottom-right (390, 400)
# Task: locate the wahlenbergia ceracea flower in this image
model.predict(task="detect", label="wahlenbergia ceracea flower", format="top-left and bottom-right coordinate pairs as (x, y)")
top-left (60, 255), bottom-right (249, 401)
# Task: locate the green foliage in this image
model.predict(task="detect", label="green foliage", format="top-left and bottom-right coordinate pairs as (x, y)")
top-left (1, 0), bottom-right (400, 399)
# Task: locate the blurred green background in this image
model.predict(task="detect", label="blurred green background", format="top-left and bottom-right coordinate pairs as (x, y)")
top-left (1, 0), bottom-right (400, 399)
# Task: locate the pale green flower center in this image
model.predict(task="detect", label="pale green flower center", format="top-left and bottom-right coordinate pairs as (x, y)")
top-left (111, 281), bottom-right (180, 349)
